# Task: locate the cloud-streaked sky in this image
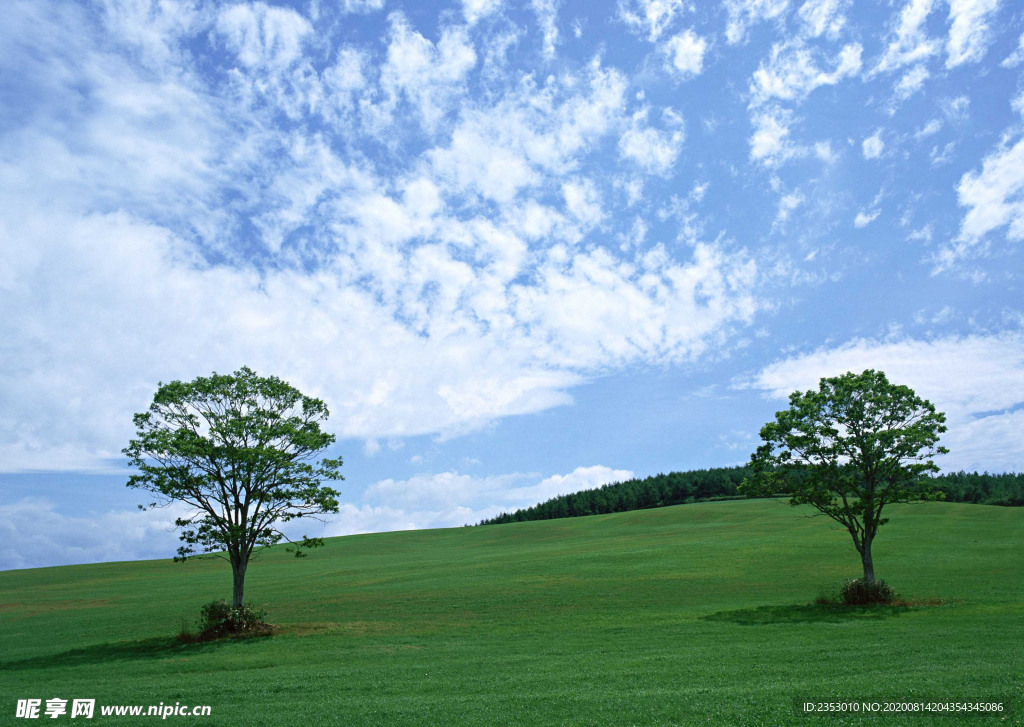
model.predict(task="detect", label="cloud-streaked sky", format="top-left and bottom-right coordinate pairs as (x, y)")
top-left (2, 0), bottom-right (1022, 570)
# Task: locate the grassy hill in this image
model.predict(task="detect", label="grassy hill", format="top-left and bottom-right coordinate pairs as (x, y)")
top-left (1, 500), bottom-right (1022, 725)
top-left (478, 468), bottom-right (1024, 526)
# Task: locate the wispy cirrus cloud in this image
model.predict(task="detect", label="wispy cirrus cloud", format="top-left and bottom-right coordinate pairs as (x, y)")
top-left (462, 0), bottom-right (503, 25)
top-left (618, 0), bottom-right (686, 42)
top-left (946, 115), bottom-right (1024, 268)
top-left (724, 0), bottom-right (789, 46)
top-left (0, 0), bottom-right (761, 473)
top-left (744, 31), bottom-right (862, 168)
top-left (797, 0), bottom-right (850, 39)
top-left (749, 40), bottom-right (862, 106)
top-left (870, 0), bottom-right (1001, 103)
top-left (874, 0), bottom-right (941, 74)
top-left (216, 3), bottom-right (314, 70)
top-left (945, 0), bottom-right (1000, 68)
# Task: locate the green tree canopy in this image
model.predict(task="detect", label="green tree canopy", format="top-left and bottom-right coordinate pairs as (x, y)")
top-left (740, 369), bottom-right (947, 582)
top-left (124, 367), bottom-right (342, 607)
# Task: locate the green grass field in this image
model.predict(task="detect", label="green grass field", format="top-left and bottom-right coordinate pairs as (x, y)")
top-left (1, 500), bottom-right (1022, 725)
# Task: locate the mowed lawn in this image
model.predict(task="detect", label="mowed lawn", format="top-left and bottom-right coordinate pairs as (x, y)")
top-left (1, 500), bottom-right (1022, 726)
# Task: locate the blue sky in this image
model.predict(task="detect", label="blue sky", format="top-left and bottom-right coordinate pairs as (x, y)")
top-left (2, 0), bottom-right (1023, 570)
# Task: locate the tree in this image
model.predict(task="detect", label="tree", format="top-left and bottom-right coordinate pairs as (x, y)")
top-left (124, 367), bottom-right (342, 608)
top-left (740, 369), bottom-right (947, 583)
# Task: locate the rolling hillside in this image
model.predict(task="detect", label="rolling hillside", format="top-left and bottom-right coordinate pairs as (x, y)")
top-left (1, 500), bottom-right (1021, 725)
top-left (478, 468), bottom-right (1024, 526)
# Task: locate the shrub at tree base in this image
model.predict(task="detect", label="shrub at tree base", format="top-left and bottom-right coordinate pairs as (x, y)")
top-left (193, 600), bottom-right (273, 640)
top-left (840, 578), bottom-right (896, 605)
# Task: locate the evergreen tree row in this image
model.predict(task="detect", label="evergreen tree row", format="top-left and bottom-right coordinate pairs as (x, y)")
top-left (477, 468), bottom-right (1024, 526)
top-left (478, 467), bottom-right (752, 525)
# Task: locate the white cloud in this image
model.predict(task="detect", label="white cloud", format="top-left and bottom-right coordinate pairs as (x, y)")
top-left (324, 46), bottom-right (367, 95)
top-left (725, 0), bottom-right (789, 45)
top-left (518, 465), bottom-right (636, 502)
top-left (531, 0), bottom-right (560, 58)
top-left (354, 464), bottom-right (636, 532)
top-left (950, 410), bottom-right (1024, 472)
top-left (874, 0), bottom-right (940, 74)
top-left (619, 0), bottom-right (685, 41)
top-left (862, 131), bottom-right (885, 159)
top-left (894, 64), bottom-right (929, 100)
top-left (362, 471), bottom-right (520, 514)
top-left (513, 243), bottom-right (759, 369)
top-left (745, 333), bottom-right (1024, 471)
top-left (99, 0), bottom-right (202, 73)
top-left (0, 92), bottom-right (755, 476)
top-left (797, 0), bottom-right (849, 39)
top-left (1002, 32), bottom-right (1024, 67)
top-left (0, 498), bottom-right (188, 571)
top-left (1, 464), bottom-right (633, 569)
top-left (906, 224), bottom-right (934, 243)
top-left (854, 209), bottom-right (880, 227)
top-left (217, 3), bottom-right (313, 69)
top-left (562, 178), bottom-right (604, 228)
top-left (942, 94), bottom-right (971, 121)
top-left (379, 14), bottom-right (477, 132)
top-left (813, 140), bottom-right (839, 163)
top-left (0, 1), bottom-right (765, 476)
top-left (775, 191), bottom-right (804, 226)
top-left (750, 41), bottom-right (862, 106)
top-left (945, 0), bottom-right (1000, 68)
top-left (0, 16), bottom-right (230, 236)
top-left (915, 305), bottom-right (955, 325)
top-left (428, 60), bottom-right (628, 204)
top-left (428, 122), bottom-right (539, 204)
top-left (463, 0), bottom-right (503, 25)
top-left (915, 118), bottom-right (943, 138)
top-left (618, 109), bottom-right (685, 175)
top-left (931, 140), bottom-right (956, 166)
top-left (0, 205), bottom-right (596, 463)
top-left (951, 133), bottom-right (1024, 261)
top-left (749, 107), bottom-right (801, 166)
top-left (745, 40), bottom-right (860, 167)
top-left (665, 30), bottom-right (707, 77)
top-left (341, 0), bottom-right (386, 12)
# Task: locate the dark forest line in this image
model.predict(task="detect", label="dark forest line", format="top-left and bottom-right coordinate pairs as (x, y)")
top-left (477, 467), bottom-right (1024, 526)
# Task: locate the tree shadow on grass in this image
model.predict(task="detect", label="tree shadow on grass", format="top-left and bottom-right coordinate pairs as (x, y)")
top-left (0, 634), bottom-right (254, 671)
top-left (701, 603), bottom-right (913, 626)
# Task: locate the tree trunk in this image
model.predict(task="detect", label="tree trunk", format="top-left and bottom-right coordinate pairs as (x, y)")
top-left (860, 541), bottom-right (875, 583)
top-left (231, 559), bottom-right (247, 608)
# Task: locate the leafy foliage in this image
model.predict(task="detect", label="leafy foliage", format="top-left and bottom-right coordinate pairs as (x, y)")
top-left (124, 367), bottom-right (342, 606)
top-left (928, 470), bottom-right (1024, 506)
top-left (195, 600), bottom-right (271, 640)
top-left (740, 369), bottom-right (947, 581)
top-left (839, 578), bottom-right (897, 605)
